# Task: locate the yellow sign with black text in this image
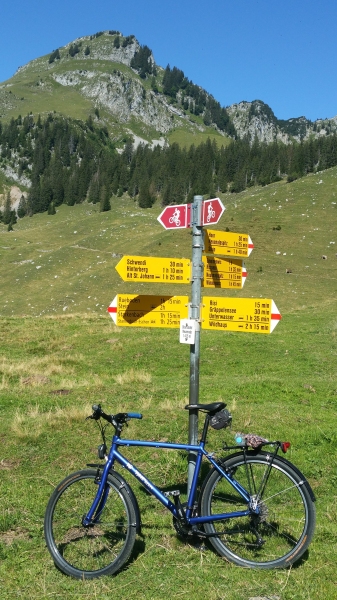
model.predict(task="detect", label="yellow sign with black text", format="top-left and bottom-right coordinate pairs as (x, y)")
top-left (202, 256), bottom-right (246, 289)
top-left (108, 294), bottom-right (189, 328)
top-left (204, 229), bottom-right (254, 257)
top-left (115, 256), bottom-right (190, 284)
top-left (202, 297), bottom-right (281, 334)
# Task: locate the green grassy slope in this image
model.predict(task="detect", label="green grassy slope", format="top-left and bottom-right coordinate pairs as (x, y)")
top-left (0, 167), bottom-right (336, 318)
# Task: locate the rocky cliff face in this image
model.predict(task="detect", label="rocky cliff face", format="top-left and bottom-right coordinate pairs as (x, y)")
top-left (227, 102), bottom-right (288, 143)
top-left (227, 100), bottom-right (337, 143)
top-left (52, 68), bottom-right (179, 133)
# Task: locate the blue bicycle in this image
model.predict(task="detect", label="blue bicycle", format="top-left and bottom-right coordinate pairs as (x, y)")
top-left (44, 403), bottom-right (316, 579)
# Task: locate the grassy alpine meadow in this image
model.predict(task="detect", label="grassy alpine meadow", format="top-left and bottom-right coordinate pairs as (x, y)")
top-left (0, 170), bottom-right (337, 599)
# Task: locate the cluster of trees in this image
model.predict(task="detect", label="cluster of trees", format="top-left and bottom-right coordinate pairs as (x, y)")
top-left (49, 41), bottom-right (83, 63)
top-left (48, 49), bottom-right (60, 64)
top-left (130, 45), bottom-right (155, 79)
top-left (162, 65), bottom-right (235, 137)
top-left (1, 113), bottom-right (337, 221)
top-left (113, 34), bottom-right (135, 49)
top-left (91, 31), bottom-right (105, 39)
top-left (68, 43), bottom-right (81, 57)
top-left (0, 114), bottom-right (116, 217)
top-left (110, 133), bottom-right (337, 203)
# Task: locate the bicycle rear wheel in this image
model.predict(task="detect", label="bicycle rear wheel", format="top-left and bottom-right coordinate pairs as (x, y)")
top-left (44, 469), bottom-right (137, 579)
top-left (200, 451), bottom-right (315, 568)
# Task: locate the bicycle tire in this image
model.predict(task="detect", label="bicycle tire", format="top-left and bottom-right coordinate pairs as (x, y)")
top-left (200, 451), bottom-right (315, 568)
top-left (44, 469), bottom-right (137, 579)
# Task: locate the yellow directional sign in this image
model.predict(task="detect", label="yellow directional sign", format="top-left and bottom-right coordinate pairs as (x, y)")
top-left (115, 256), bottom-right (190, 284)
top-left (108, 294), bottom-right (189, 328)
top-left (202, 297), bottom-right (281, 334)
top-left (204, 229), bottom-right (254, 258)
top-left (202, 256), bottom-right (247, 289)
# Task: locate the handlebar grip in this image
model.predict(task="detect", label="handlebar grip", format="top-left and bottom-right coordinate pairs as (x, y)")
top-left (127, 412), bottom-right (142, 419)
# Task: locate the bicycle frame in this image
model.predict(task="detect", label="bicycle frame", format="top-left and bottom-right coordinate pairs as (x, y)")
top-left (83, 434), bottom-right (253, 528)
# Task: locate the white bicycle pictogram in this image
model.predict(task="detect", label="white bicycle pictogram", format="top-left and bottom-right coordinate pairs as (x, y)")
top-left (207, 202), bottom-right (216, 223)
top-left (169, 208), bottom-right (181, 227)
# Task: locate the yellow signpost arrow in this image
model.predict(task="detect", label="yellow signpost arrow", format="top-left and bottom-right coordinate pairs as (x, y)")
top-left (202, 297), bottom-right (281, 334)
top-left (115, 256), bottom-right (191, 284)
top-left (202, 256), bottom-right (247, 289)
top-left (108, 294), bottom-right (189, 328)
top-left (204, 229), bottom-right (254, 257)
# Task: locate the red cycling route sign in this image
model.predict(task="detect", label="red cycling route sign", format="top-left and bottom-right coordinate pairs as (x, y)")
top-left (157, 198), bottom-right (225, 230)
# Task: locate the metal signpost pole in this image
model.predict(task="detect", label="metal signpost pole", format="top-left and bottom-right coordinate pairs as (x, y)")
top-left (187, 195), bottom-right (204, 493)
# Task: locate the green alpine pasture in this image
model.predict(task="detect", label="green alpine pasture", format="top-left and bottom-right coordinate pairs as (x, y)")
top-left (0, 169), bottom-right (336, 599)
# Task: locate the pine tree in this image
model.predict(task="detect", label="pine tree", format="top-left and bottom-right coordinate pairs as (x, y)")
top-left (138, 181), bottom-right (154, 208)
top-left (88, 175), bottom-right (100, 204)
top-left (100, 186), bottom-right (111, 212)
top-left (17, 195), bottom-right (28, 218)
top-left (3, 192), bottom-right (12, 225)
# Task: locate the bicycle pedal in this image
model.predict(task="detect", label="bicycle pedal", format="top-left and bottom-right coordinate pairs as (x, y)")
top-left (164, 490), bottom-right (180, 497)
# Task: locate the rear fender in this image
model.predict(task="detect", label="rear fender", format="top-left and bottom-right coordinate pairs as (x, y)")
top-left (199, 450), bottom-right (316, 505)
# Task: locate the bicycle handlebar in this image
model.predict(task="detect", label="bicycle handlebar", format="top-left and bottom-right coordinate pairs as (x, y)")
top-left (90, 404), bottom-right (142, 425)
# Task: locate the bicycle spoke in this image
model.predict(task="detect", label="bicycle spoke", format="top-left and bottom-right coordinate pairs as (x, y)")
top-left (201, 452), bottom-right (315, 568)
top-left (44, 470), bottom-right (136, 578)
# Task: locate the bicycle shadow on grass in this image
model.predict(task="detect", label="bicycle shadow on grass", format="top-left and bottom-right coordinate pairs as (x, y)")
top-left (135, 461), bottom-right (211, 551)
top-left (136, 460), bottom-right (211, 499)
top-left (53, 536), bottom-right (146, 579)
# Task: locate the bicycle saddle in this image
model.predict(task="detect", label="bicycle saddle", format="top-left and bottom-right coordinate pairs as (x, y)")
top-left (184, 402), bottom-right (225, 414)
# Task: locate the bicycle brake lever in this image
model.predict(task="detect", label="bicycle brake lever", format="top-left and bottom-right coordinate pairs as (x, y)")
top-left (86, 411), bottom-right (100, 421)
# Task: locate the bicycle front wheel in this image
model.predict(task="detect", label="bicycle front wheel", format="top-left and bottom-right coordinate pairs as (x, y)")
top-left (44, 469), bottom-right (137, 579)
top-left (200, 452), bottom-right (315, 568)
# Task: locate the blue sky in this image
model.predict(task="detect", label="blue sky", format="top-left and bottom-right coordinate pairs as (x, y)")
top-left (1, 0), bottom-right (336, 121)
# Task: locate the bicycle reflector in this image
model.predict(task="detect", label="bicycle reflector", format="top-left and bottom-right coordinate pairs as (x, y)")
top-left (98, 443), bottom-right (107, 459)
top-left (281, 442), bottom-right (291, 453)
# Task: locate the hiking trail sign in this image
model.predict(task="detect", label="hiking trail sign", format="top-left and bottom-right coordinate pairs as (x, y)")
top-left (202, 297), bottom-right (281, 334)
top-left (202, 256), bottom-right (246, 289)
top-left (204, 229), bottom-right (254, 258)
top-left (115, 255), bottom-right (191, 284)
top-left (108, 294), bottom-right (189, 328)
